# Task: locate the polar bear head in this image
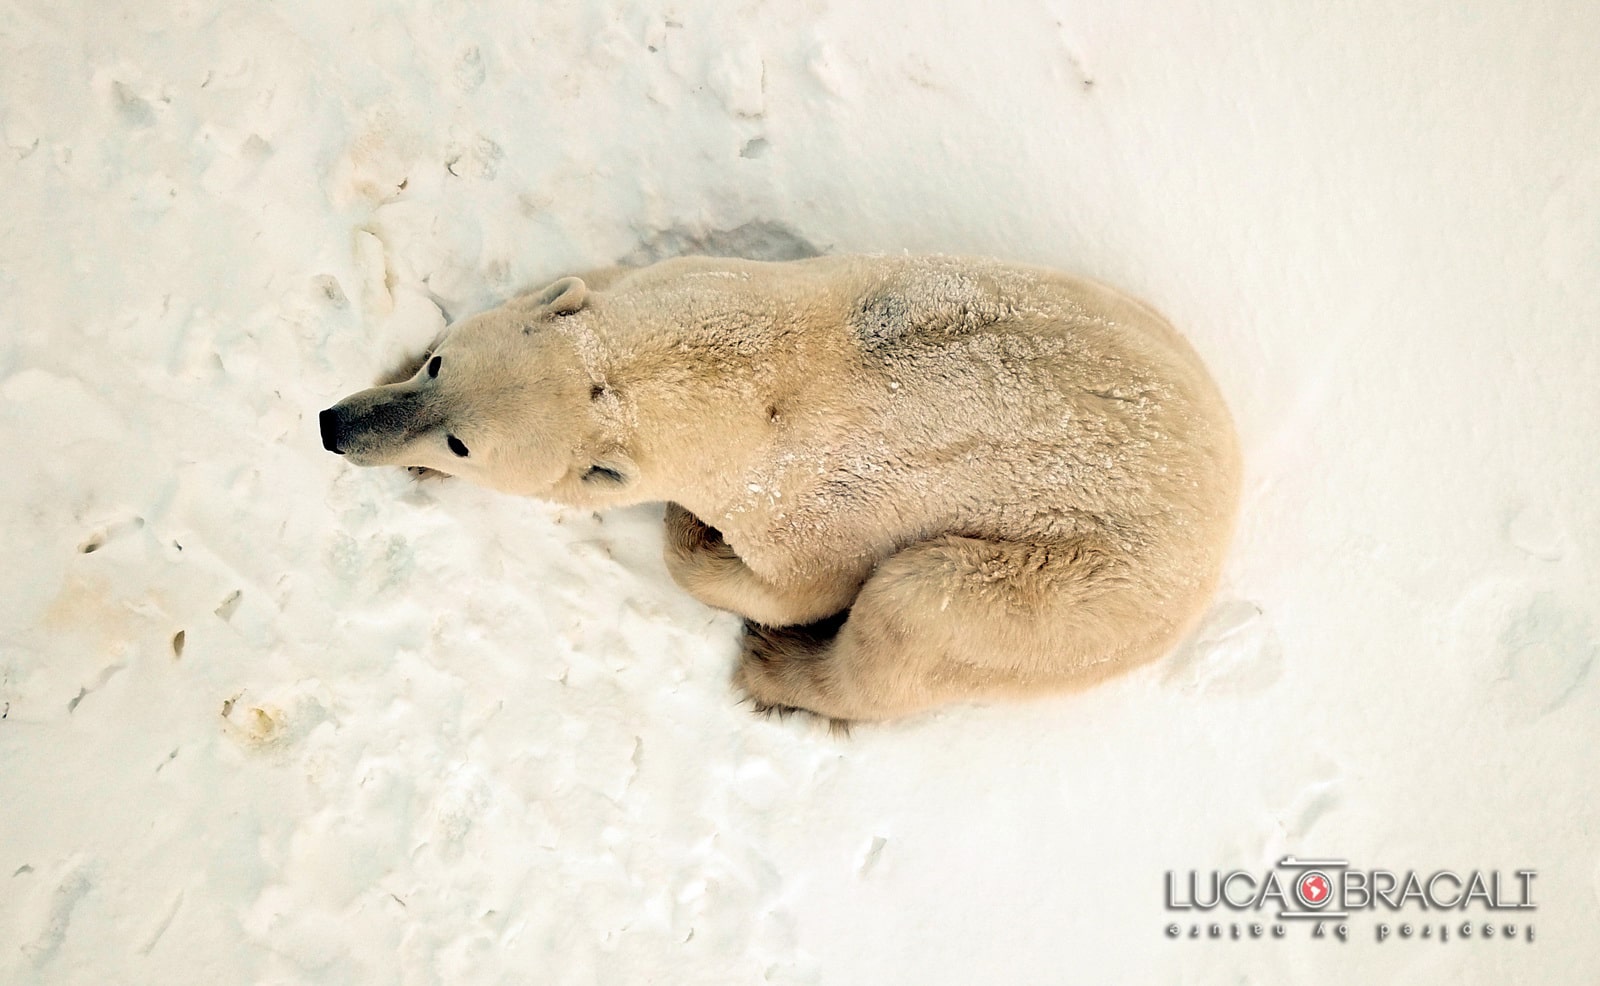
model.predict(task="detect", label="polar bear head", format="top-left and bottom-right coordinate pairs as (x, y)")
top-left (319, 276), bottom-right (630, 499)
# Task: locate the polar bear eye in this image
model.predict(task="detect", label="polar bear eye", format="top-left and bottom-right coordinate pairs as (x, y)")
top-left (446, 434), bottom-right (470, 458)
top-left (427, 356), bottom-right (442, 378)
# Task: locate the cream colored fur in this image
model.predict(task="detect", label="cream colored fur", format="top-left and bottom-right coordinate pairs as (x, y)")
top-left (323, 255), bottom-right (1241, 722)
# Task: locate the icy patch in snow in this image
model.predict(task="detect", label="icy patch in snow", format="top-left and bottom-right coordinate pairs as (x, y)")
top-left (1163, 598), bottom-right (1284, 696)
top-left (621, 220), bottom-right (822, 266)
top-left (1491, 593), bottom-right (1596, 725)
top-left (1507, 504), bottom-right (1569, 561)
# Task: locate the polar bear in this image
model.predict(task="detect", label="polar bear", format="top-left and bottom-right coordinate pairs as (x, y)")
top-left (320, 255), bottom-right (1240, 722)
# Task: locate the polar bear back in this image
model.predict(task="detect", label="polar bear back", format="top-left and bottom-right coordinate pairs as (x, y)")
top-left (585, 255), bottom-right (1239, 597)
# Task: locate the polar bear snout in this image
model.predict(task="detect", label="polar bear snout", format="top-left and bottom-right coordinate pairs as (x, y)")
top-left (319, 407), bottom-right (345, 454)
top-left (320, 387), bottom-right (435, 464)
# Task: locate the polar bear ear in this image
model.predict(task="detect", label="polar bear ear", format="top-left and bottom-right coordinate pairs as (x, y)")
top-left (528, 276), bottom-right (588, 316)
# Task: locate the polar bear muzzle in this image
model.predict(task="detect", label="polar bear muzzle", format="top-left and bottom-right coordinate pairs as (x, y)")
top-left (319, 386), bottom-right (437, 462)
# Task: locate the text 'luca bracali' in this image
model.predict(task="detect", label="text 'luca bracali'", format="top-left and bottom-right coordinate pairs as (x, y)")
top-left (1164, 856), bottom-right (1537, 944)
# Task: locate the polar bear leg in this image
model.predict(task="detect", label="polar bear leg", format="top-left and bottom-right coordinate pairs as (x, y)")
top-left (663, 504), bottom-right (864, 627)
top-left (734, 534), bottom-right (1166, 721)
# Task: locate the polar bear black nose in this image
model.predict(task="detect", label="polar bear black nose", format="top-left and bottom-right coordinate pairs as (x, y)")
top-left (319, 408), bottom-right (345, 454)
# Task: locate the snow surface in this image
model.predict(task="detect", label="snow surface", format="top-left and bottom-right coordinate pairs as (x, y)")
top-left (2, 0), bottom-right (1598, 982)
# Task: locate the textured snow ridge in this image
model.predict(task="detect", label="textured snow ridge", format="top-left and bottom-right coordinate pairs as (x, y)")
top-left (2, 0), bottom-right (1598, 983)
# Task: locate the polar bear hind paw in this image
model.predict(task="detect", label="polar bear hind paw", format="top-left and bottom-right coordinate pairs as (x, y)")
top-left (734, 618), bottom-right (852, 733)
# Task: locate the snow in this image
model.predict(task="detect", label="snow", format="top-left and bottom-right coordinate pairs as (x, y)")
top-left (1, 0), bottom-right (1597, 982)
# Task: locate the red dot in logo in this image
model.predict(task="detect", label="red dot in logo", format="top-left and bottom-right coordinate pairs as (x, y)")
top-left (1296, 871), bottom-right (1332, 907)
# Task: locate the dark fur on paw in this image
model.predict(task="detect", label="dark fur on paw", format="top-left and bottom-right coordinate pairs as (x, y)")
top-left (664, 502), bottom-right (736, 561)
top-left (740, 692), bottom-right (804, 718)
top-left (733, 615), bottom-right (854, 734)
top-left (742, 611), bottom-right (848, 659)
top-left (736, 689), bottom-right (854, 736)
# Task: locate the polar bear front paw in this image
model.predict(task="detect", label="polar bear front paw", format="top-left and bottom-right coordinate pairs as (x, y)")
top-left (663, 503), bottom-right (740, 571)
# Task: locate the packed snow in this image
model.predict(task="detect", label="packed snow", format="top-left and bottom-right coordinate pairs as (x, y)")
top-left (2, 0), bottom-right (1597, 983)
